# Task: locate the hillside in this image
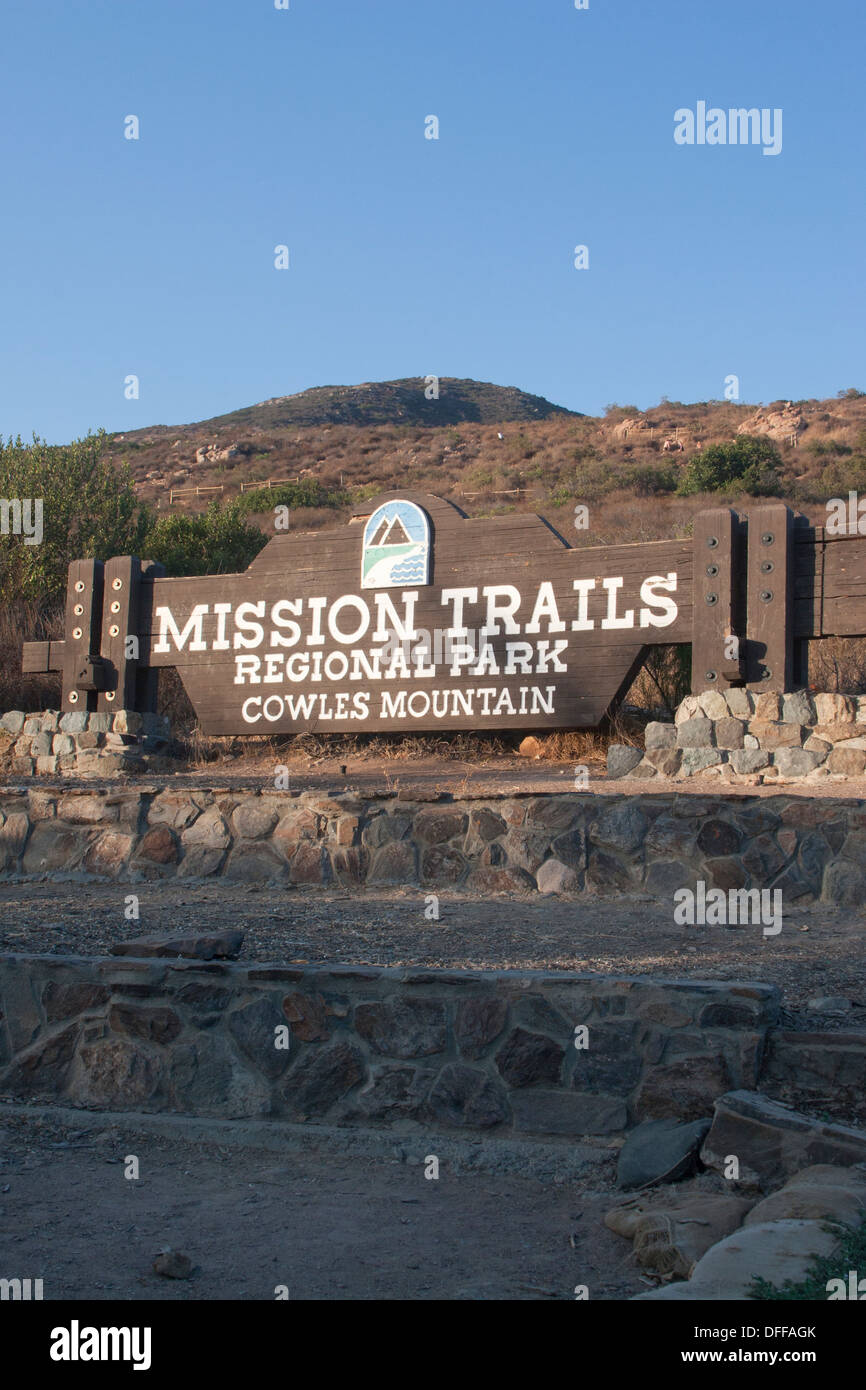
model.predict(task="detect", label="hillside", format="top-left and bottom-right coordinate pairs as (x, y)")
top-left (188, 377), bottom-right (578, 431)
top-left (105, 380), bottom-right (866, 549)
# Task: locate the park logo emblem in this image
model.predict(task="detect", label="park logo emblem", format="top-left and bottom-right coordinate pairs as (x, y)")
top-left (361, 499), bottom-right (431, 589)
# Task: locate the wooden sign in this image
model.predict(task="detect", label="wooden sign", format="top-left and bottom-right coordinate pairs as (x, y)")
top-left (20, 492), bottom-right (866, 733)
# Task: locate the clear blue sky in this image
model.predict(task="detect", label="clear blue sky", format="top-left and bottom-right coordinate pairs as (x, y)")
top-left (1, 0), bottom-right (864, 442)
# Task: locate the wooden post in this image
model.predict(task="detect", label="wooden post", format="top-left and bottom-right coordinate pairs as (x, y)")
top-left (691, 508), bottom-right (742, 691)
top-left (745, 503), bottom-right (794, 691)
top-left (135, 559), bottom-right (165, 714)
top-left (98, 556), bottom-right (142, 712)
top-left (61, 559), bottom-right (104, 712)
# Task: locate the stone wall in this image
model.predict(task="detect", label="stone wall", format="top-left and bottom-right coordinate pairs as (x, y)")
top-left (609, 690), bottom-right (866, 785)
top-left (0, 784), bottom-right (865, 903)
top-left (0, 953), bottom-right (780, 1139)
top-left (0, 710), bottom-right (171, 777)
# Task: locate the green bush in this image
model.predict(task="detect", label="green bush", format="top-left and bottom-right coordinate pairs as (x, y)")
top-left (677, 434), bottom-right (783, 497)
top-left (807, 438), bottom-right (852, 459)
top-left (816, 456), bottom-right (866, 500)
top-left (622, 464), bottom-right (678, 497)
top-left (234, 480), bottom-right (347, 516)
top-left (141, 499), bottom-right (268, 576)
top-left (0, 431), bottom-right (148, 603)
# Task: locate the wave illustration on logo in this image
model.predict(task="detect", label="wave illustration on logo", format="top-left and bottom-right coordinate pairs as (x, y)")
top-left (361, 500), bottom-right (431, 589)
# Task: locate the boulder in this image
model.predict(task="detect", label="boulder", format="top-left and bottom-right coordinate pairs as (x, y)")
top-left (616, 1116), bottom-right (712, 1189)
top-left (700, 1090), bottom-right (866, 1190)
top-left (111, 929), bottom-right (244, 960)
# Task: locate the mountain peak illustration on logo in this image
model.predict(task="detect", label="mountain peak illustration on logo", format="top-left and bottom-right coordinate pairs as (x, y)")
top-left (361, 500), bottom-right (431, 589)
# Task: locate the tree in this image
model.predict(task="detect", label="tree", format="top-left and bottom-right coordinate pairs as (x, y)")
top-left (0, 431), bottom-right (148, 603)
top-left (677, 434), bottom-right (783, 497)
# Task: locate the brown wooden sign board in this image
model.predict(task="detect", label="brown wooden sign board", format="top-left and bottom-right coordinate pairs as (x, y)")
top-left (20, 491), bottom-right (866, 734)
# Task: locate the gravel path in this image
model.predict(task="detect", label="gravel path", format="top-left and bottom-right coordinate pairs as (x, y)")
top-left (1, 882), bottom-right (864, 1027)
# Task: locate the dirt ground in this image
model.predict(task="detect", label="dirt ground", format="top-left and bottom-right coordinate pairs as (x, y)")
top-left (0, 1108), bottom-right (653, 1301)
top-left (2, 765), bottom-right (865, 1304)
top-left (19, 751), bottom-right (866, 798)
top-left (1, 882), bottom-right (864, 1027)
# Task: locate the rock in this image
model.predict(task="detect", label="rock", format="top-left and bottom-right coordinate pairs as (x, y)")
top-left (745, 1175), bottom-right (866, 1230)
top-left (697, 690), bottom-right (728, 720)
top-left (495, 1027), bottom-right (565, 1088)
top-left (645, 722), bottom-right (676, 749)
top-left (227, 997), bottom-right (290, 1079)
top-left (676, 716), bottom-right (714, 748)
top-left (279, 1042), bottom-right (366, 1117)
top-left (822, 859), bottom-right (866, 905)
top-left (73, 1039), bottom-right (162, 1107)
top-left (616, 1117), bottom-right (712, 1189)
top-left (511, 1089), bottom-right (626, 1136)
top-left (135, 825), bottom-right (178, 864)
top-left (748, 720), bottom-right (802, 748)
top-left (635, 1056), bottom-right (732, 1122)
top-left (231, 802), bottom-right (279, 840)
top-left (536, 858), bottom-right (579, 894)
top-left (224, 843), bottom-right (286, 883)
top-left (780, 690), bottom-right (815, 724)
top-left (686, 1219), bottom-right (841, 1298)
top-left (421, 844), bottom-right (467, 885)
top-left (108, 1003), bottom-right (182, 1047)
top-left (696, 818), bottom-right (742, 856)
top-left (153, 1250), bottom-right (193, 1280)
top-left (606, 745), bottom-right (642, 779)
top-left (464, 864), bottom-right (534, 895)
top-left (714, 717), bottom-right (745, 750)
top-left (355, 999), bottom-right (447, 1058)
top-left (700, 1090), bottom-right (866, 1190)
top-left (806, 995), bottom-right (853, 1014)
top-left (814, 693), bottom-right (855, 724)
top-left (724, 689), bottom-right (753, 718)
top-left (518, 736), bottom-right (543, 758)
top-left (84, 831), bottom-right (135, 876)
top-left (181, 807), bottom-right (229, 848)
top-left (361, 814), bottom-right (410, 849)
top-left (753, 691), bottom-right (780, 721)
top-left (644, 749), bottom-right (681, 777)
top-left (111, 928), bottom-right (244, 960)
top-left (357, 1065), bottom-right (432, 1119)
top-left (43, 981), bottom-right (110, 1021)
top-left (728, 748), bottom-right (769, 774)
top-left (368, 841), bottom-right (417, 884)
top-left (678, 749), bottom-right (722, 776)
top-left (465, 807), bottom-right (506, 845)
top-left (827, 746), bottom-right (866, 775)
top-left (21, 824), bottom-right (87, 874)
top-left (0, 711), bottom-right (26, 735)
top-left (674, 695), bottom-right (700, 724)
top-left (589, 802), bottom-right (647, 853)
top-left (773, 748), bottom-right (825, 777)
top-left (425, 1063), bottom-right (509, 1129)
top-left (414, 809), bottom-right (466, 844)
top-left (454, 997), bottom-right (508, 1060)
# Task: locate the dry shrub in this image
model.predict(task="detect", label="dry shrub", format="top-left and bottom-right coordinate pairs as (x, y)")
top-left (806, 637), bottom-right (866, 694)
top-left (0, 601), bottom-right (63, 712)
top-left (627, 645), bottom-right (691, 716)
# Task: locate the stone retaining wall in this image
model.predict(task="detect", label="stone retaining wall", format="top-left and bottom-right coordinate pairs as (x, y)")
top-left (609, 689), bottom-right (866, 784)
top-left (0, 954), bottom-right (781, 1139)
top-left (0, 710), bottom-right (171, 777)
top-left (1, 784), bottom-right (865, 903)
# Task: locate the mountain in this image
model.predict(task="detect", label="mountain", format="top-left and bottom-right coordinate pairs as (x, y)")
top-left (178, 377), bottom-right (579, 432)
